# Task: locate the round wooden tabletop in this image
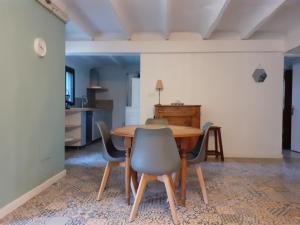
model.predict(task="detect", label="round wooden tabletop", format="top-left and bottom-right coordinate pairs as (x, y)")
top-left (112, 124), bottom-right (203, 138)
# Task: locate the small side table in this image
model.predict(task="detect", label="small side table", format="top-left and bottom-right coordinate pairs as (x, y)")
top-left (205, 126), bottom-right (224, 161)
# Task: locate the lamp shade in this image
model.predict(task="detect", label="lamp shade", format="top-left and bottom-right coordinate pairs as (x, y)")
top-left (156, 80), bottom-right (163, 90)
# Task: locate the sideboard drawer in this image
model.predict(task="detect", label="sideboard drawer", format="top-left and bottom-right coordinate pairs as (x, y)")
top-left (154, 105), bottom-right (201, 128)
top-left (157, 108), bottom-right (196, 116)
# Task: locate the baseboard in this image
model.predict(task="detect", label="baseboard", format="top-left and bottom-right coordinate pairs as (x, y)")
top-left (0, 169), bottom-right (66, 219)
top-left (289, 149), bottom-right (300, 154)
top-left (224, 154), bottom-right (283, 159)
top-left (224, 155), bottom-right (283, 159)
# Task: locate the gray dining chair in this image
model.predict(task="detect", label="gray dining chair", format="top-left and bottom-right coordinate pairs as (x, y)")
top-left (96, 121), bottom-right (125, 200)
top-left (129, 128), bottom-right (181, 224)
top-left (145, 118), bottom-right (169, 125)
top-left (111, 135), bottom-right (126, 151)
top-left (186, 122), bottom-right (213, 204)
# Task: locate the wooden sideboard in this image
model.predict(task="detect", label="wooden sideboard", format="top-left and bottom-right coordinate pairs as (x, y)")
top-left (154, 105), bottom-right (201, 128)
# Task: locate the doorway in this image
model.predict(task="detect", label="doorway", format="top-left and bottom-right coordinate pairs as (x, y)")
top-left (283, 56), bottom-right (300, 153)
top-left (283, 69), bottom-right (292, 150)
top-left (64, 54), bottom-right (140, 150)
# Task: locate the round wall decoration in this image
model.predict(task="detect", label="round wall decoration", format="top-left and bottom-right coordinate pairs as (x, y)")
top-left (34, 38), bottom-right (47, 57)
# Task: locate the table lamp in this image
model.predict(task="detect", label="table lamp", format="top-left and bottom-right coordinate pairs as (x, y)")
top-left (156, 80), bottom-right (163, 105)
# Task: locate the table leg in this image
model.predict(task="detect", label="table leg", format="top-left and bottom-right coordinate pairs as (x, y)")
top-left (124, 137), bottom-right (132, 205)
top-left (178, 137), bottom-right (197, 206)
top-left (180, 151), bottom-right (187, 206)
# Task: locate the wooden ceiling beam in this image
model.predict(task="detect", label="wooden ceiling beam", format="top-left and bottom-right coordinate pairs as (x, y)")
top-left (202, 0), bottom-right (231, 39)
top-left (241, 0), bottom-right (287, 40)
top-left (109, 0), bottom-right (132, 40)
top-left (52, 0), bottom-right (97, 40)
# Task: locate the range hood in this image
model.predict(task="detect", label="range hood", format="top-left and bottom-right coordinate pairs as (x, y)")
top-left (88, 68), bottom-right (107, 91)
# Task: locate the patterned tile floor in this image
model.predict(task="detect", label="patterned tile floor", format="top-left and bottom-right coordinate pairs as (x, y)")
top-left (1, 142), bottom-right (300, 225)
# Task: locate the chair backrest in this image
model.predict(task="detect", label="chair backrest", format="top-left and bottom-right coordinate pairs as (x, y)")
top-left (96, 121), bottom-right (117, 161)
top-left (145, 118), bottom-right (169, 125)
top-left (131, 128), bottom-right (181, 175)
top-left (189, 122), bottom-right (214, 163)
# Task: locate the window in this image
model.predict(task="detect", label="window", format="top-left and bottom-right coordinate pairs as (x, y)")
top-left (65, 66), bottom-right (75, 105)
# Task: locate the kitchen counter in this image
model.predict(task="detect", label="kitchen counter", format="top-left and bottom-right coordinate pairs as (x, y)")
top-left (65, 106), bottom-right (112, 147)
top-left (65, 107), bottom-right (104, 113)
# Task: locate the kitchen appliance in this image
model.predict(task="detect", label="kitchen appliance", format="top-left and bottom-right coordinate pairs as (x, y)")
top-left (88, 68), bottom-right (107, 90)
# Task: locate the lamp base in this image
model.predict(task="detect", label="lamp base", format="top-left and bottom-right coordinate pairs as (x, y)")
top-left (158, 89), bottom-right (161, 105)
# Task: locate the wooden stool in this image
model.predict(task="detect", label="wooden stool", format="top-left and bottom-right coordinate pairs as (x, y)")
top-left (205, 126), bottom-right (224, 161)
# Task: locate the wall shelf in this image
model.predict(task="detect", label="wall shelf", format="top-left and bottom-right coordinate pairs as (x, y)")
top-left (65, 110), bottom-right (85, 147)
top-left (87, 87), bottom-right (108, 92)
top-left (64, 137), bottom-right (81, 144)
top-left (65, 124), bottom-right (81, 129)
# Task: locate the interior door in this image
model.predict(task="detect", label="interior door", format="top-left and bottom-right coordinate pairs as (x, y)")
top-left (292, 66), bottom-right (300, 152)
top-left (282, 70), bottom-right (292, 150)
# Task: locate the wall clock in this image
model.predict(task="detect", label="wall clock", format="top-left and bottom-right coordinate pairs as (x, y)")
top-left (34, 38), bottom-right (47, 57)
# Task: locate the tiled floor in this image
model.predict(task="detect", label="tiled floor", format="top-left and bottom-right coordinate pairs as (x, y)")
top-left (1, 142), bottom-right (300, 225)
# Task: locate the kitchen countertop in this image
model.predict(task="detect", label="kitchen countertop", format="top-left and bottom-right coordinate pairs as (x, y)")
top-left (65, 107), bottom-right (104, 112)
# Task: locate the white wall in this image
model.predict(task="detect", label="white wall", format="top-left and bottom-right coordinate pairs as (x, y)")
top-left (291, 63), bottom-right (300, 152)
top-left (65, 58), bottom-right (90, 98)
top-left (286, 29), bottom-right (300, 53)
top-left (140, 53), bottom-right (283, 158)
top-left (66, 40), bottom-right (284, 54)
top-left (96, 65), bottom-right (140, 128)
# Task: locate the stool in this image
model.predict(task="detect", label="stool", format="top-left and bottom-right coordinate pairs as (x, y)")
top-left (205, 126), bottom-right (224, 161)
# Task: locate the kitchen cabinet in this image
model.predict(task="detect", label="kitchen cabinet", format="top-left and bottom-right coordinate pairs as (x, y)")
top-left (65, 110), bottom-right (86, 147)
top-left (65, 108), bottom-right (108, 147)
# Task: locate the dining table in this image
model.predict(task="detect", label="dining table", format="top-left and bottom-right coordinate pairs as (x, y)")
top-left (111, 124), bottom-right (203, 206)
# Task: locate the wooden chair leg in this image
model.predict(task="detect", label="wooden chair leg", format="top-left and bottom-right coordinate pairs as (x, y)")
top-left (171, 172), bottom-right (176, 186)
top-left (214, 129), bottom-right (218, 158)
top-left (129, 174), bottom-right (148, 222)
top-left (168, 175), bottom-right (177, 205)
top-left (97, 162), bottom-right (112, 200)
top-left (168, 175), bottom-right (176, 193)
top-left (217, 129), bottom-right (224, 161)
top-left (171, 171), bottom-right (180, 187)
top-left (195, 165), bottom-right (208, 204)
top-left (132, 170), bottom-right (139, 191)
top-left (131, 178), bottom-right (137, 198)
top-left (131, 168), bottom-right (139, 198)
top-left (163, 175), bottom-right (179, 225)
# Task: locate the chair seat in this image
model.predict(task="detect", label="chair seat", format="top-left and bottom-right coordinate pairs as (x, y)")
top-left (112, 135), bottom-right (126, 151)
top-left (186, 135), bottom-right (206, 165)
top-left (187, 152), bottom-right (197, 160)
top-left (108, 149), bottom-right (125, 162)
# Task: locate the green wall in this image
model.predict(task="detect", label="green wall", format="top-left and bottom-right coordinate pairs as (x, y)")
top-left (0, 0), bottom-right (65, 208)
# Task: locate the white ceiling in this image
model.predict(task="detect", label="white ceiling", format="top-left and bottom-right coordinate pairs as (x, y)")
top-left (52, 0), bottom-right (300, 41)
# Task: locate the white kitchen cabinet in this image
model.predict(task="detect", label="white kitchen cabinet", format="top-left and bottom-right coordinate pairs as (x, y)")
top-left (65, 108), bottom-right (107, 147)
top-left (65, 110), bottom-right (86, 147)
